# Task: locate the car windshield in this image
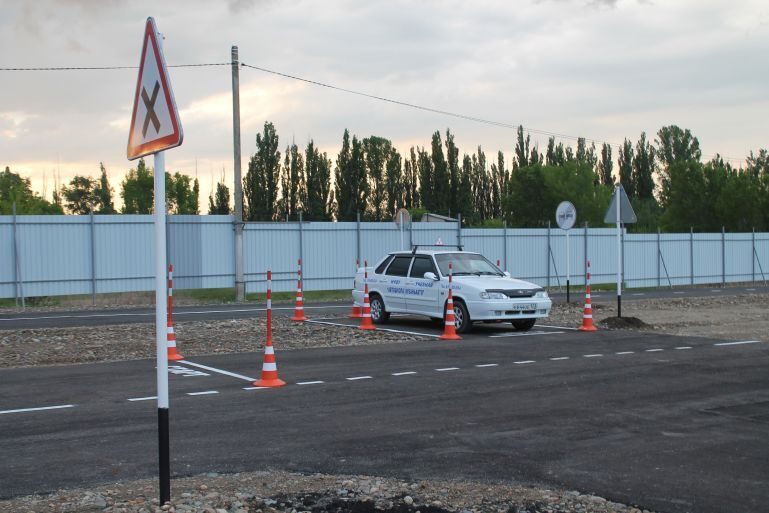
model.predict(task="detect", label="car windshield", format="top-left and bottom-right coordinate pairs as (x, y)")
top-left (434, 253), bottom-right (502, 277)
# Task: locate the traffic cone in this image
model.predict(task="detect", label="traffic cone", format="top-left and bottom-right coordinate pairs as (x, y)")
top-left (166, 264), bottom-right (184, 361)
top-left (349, 259), bottom-right (362, 319)
top-left (291, 258), bottom-right (308, 322)
top-left (579, 260), bottom-right (598, 332)
top-left (440, 262), bottom-right (461, 340)
top-left (254, 269), bottom-right (285, 387)
top-left (359, 260), bottom-right (375, 330)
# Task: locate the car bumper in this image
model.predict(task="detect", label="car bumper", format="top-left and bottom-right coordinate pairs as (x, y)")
top-left (465, 298), bottom-right (552, 321)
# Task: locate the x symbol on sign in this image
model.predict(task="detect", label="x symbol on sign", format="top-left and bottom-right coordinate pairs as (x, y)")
top-left (141, 81), bottom-right (161, 137)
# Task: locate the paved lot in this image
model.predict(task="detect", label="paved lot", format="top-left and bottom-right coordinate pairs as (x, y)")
top-left (1, 319), bottom-right (767, 513)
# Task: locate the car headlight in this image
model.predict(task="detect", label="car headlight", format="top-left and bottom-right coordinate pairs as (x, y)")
top-left (480, 291), bottom-right (507, 300)
top-left (535, 290), bottom-right (548, 298)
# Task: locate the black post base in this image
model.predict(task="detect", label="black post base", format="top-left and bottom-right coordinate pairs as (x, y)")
top-left (617, 294), bottom-right (622, 318)
top-left (566, 279), bottom-right (570, 304)
top-left (158, 408), bottom-right (170, 505)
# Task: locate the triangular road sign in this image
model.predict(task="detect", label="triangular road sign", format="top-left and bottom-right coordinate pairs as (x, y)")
top-left (604, 184), bottom-right (637, 224)
top-left (127, 17), bottom-right (183, 160)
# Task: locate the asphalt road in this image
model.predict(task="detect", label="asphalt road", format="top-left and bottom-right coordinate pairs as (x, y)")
top-left (1, 283), bottom-right (767, 330)
top-left (1, 321), bottom-right (767, 513)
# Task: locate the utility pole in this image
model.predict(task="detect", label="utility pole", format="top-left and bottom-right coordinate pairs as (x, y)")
top-left (231, 45), bottom-right (245, 301)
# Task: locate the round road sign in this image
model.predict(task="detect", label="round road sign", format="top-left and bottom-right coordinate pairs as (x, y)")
top-left (555, 201), bottom-right (576, 230)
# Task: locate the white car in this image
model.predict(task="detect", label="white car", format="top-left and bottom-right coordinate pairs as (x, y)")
top-left (352, 248), bottom-right (551, 333)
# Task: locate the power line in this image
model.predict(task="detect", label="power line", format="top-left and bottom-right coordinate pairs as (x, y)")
top-left (0, 63), bottom-right (230, 71)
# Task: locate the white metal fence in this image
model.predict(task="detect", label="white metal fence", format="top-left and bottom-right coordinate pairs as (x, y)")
top-left (1, 214), bottom-right (767, 301)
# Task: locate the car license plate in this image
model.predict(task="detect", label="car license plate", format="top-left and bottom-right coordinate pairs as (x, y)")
top-left (511, 303), bottom-right (536, 310)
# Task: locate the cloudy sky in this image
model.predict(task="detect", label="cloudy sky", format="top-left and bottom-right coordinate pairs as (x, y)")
top-left (1, 0), bottom-right (767, 205)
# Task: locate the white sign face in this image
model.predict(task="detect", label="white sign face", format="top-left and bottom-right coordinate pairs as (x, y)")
top-left (556, 201), bottom-right (576, 230)
top-left (127, 17), bottom-right (183, 160)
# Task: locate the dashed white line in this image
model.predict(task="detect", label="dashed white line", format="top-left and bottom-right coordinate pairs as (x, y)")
top-left (673, 291), bottom-right (686, 294)
top-left (746, 288), bottom-right (756, 292)
top-left (490, 331), bottom-right (565, 338)
top-left (514, 360), bottom-right (536, 364)
top-left (645, 349), bottom-right (664, 352)
top-left (537, 324), bottom-right (579, 331)
top-left (714, 340), bottom-right (762, 346)
top-left (392, 371), bottom-right (417, 376)
top-left (632, 293), bottom-right (645, 296)
top-left (179, 361), bottom-right (255, 382)
top-left (675, 346), bottom-right (692, 350)
top-left (242, 387), bottom-right (269, 391)
top-left (296, 381), bottom-right (324, 385)
top-left (584, 354), bottom-right (603, 358)
top-left (710, 289), bottom-right (722, 293)
top-left (0, 404), bottom-right (75, 415)
top-left (616, 351), bottom-right (635, 355)
top-left (475, 363), bottom-right (499, 368)
top-left (435, 367), bottom-right (460, 372)
top-left (346, 376), bottom-right (373, 381)
top-left (186, 391), bottom-right (219, 396)
top-left (549, 357), bottom-right (569, 361)
top-left (127, 396), bottom-right (157, 402)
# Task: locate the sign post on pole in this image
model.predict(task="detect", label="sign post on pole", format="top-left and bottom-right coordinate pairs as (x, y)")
top-left (555, 201), bottom-right (576, 303)
top-left (604, 184), bottom-right (636, 318)
top-left (127, 17), bottom-right (183, 506)
top-left (394, 208), bottom-right (411, 251)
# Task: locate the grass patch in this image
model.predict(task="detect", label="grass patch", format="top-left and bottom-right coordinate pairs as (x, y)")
top-left (246, 289), bottom-right (351, 303)
top-left (174, 288), bottom-right (236, 303)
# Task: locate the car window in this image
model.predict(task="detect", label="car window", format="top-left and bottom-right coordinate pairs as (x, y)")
top-left (375, 255), bottom-right (394, 274)
top-left (409, 256), bottom-right (437, 278)
top-left (385, 256), bottom-right (412, 277)
top-left (434, 253), bottom-right (503, 277)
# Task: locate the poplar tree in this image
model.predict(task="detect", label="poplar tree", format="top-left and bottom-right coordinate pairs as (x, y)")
top-left (96, 163), bottom-right (115, 214)
top-left (431, 131), bottom-right (450, 215)
top-left (208, 180), bottom-right (231, 215)
top-left (403, 147), bottom-right (419, 209)
top-left (303, 140), bottom-right (332, 221)
top-left (335, 130), bottom-right (368, 221)
top-left (598, 143), bottom-right (614, 185)
top-left (634, 132), bottom-right (656, 200)
top-left (244, 121), bottom-right (281, 221)
top-left (363, 136), bottom-right (391, 220)
top-left (445, 129), bottom-right (461, 217)
top-left (384, 148), bottom-right (403, 217)
top-left (617, 139), bottom-right (634, 197)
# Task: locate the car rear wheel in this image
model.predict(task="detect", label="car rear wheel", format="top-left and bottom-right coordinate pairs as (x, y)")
top-left (446, 299), bottom-right (472, 334)
top-left (511, 318), bottom-right (536, 331)
top-left (369, 295), bottom-right (390, 324)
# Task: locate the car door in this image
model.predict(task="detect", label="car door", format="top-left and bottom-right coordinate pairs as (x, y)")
top-left (405, 255), bottom-right (442, 316)
top-left (381, 255), bottom-right (413, 311)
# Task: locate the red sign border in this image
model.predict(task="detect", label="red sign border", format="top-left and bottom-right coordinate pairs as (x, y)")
top-left (127, 17), bottom-right (183, 160)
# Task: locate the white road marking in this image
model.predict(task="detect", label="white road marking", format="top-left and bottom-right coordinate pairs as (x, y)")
top-left (673, 291), bottom-right (686, 294)
top-left (645, 349), bottom-right (664, 352)
top-left (592, 294), bottom-right (601, 298)
top-left (187, 391), bottom-right (219, 396)
top-left (346, 376), bottom-right (372, 381)
top-left (710, 290), bottom-right (722, 293)
top-left (0, 305), bottom-right (348, 323)
top-left (435, 367), bottom-right (460, 372)
top-left (0, 404), bottom-right (75, 415)
top-left (550, 357), bottom-right (569, 361)
top-left (296, 381), bottom-right (324, 385)
top-left (392, 371), bottom-right (417, 376)
top-left (514, 360), bottom-right (535, 364)
top-left (675, 346), bottom-right (692, 350)
top-left (746, 288), bottom-right (756, 291)
top-left (537, 324), bottom-right (580, 331)
top-left (584, 354), bottom-right (603, 358)
top-left (632, 293), bottom-right (645, 296)
top-left (489, 331), bottom-right (565, 338)
top-left (307, 319), bottom-right (440, 338)
top-left (615, 351), bottom-right (635, 355)
top-left (714, 340), bottom-right (762, 346)
top-left (179, 360), bottom-right (255, 382)
top-left (242, 387), bottom-right (269, 391)
top-left (127, 396), bottom-right (157, 402)
top-left (475, 363), bottom-right (498, 368)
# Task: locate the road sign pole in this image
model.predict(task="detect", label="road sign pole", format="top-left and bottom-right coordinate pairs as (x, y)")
top-left (566, 230), bottom-right (570, 303)
top-left (231, 46), bottom-right (245, 302)
top-left (154, 150), bottom-right (170, 505)
top-left (616, 186), bottom-right (622, 318)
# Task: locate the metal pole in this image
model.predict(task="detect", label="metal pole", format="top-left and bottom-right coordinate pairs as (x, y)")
top-left (722, 226), bottom-right (726, 286)
top-left (400, 211), bottom-right (404, 250)
top-left (616, 186), bottom-right (622, 318)
top-left (409, 213), bottom-right (413, 249)
top-left (298, 211), bottom-right (304, 291)
top-left (583, 221), bottom-right (588, 284)
top-left (690, 227), bottom-right (694, 286)
top-left (752, 228), bottom-right (756, 283)
top-left (657, 227), bottom-right (661, 288)
top-left (566, 229), bottom-right (570, 303)
top-left (356, 212), bottom-right (361, 264)
top-left (12, 203), bottom-right (24, 309)
top-left (231, 45), bottom-right (245, 302)
top-left (153, 151), bottom-right (170, 506)
top-left (90, 210), bottom-right (96, 305)
top-left (547, 221), bottom-right (551, 288)
top-left (503, 221), bottom-right (508, 272)
top-left (457, 213), bottom-right (462, 248)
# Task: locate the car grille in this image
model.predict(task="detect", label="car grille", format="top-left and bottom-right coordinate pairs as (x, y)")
top-left (487, 289), bottom-right (537, 298)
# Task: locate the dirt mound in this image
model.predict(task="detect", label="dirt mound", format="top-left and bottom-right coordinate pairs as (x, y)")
top-left (599, 316), bottom-right (653, 330)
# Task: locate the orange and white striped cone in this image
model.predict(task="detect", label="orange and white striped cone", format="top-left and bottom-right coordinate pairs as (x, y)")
top-left (359, 260), bottom-right (375, 330)
top-left (291, 258), bottom-right (308, 322)
top-left (254, 269), bottom-right (285, 387)
top-left (349, 258), bottom-right (362, 319)
top-left (579, 260), bottom-right (598, 332)
top-left (440, 262), bottom-right (461, 340)
top-left (167, 264), bottom-right (184, 361)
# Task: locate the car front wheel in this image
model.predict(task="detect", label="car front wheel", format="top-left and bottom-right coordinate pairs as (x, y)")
top-left (369, 295), bottom-right (390, 324)
top-left (511, 318), bottom-right (536, 331)
top-left (447, 299), bottom-right (471, 334)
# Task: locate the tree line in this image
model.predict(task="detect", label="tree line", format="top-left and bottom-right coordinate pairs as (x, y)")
top-left (3, 123), bottom-right (768, 232)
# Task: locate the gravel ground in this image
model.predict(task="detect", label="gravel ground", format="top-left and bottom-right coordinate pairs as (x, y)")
top-left (2, 292), bottom-right (767, 512)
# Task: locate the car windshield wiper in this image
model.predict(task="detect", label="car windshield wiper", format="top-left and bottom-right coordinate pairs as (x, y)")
top-left (451, 271), bottom-right (475, 276)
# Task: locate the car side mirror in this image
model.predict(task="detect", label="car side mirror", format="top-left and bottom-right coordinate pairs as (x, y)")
top-left (504, 271), bottom-right (511, 277)
top-left (424, 272), bottom-right (438, 281)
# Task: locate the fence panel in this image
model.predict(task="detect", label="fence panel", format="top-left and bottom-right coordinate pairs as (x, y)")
top-left (0, 218), bottom-right (16, 298)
